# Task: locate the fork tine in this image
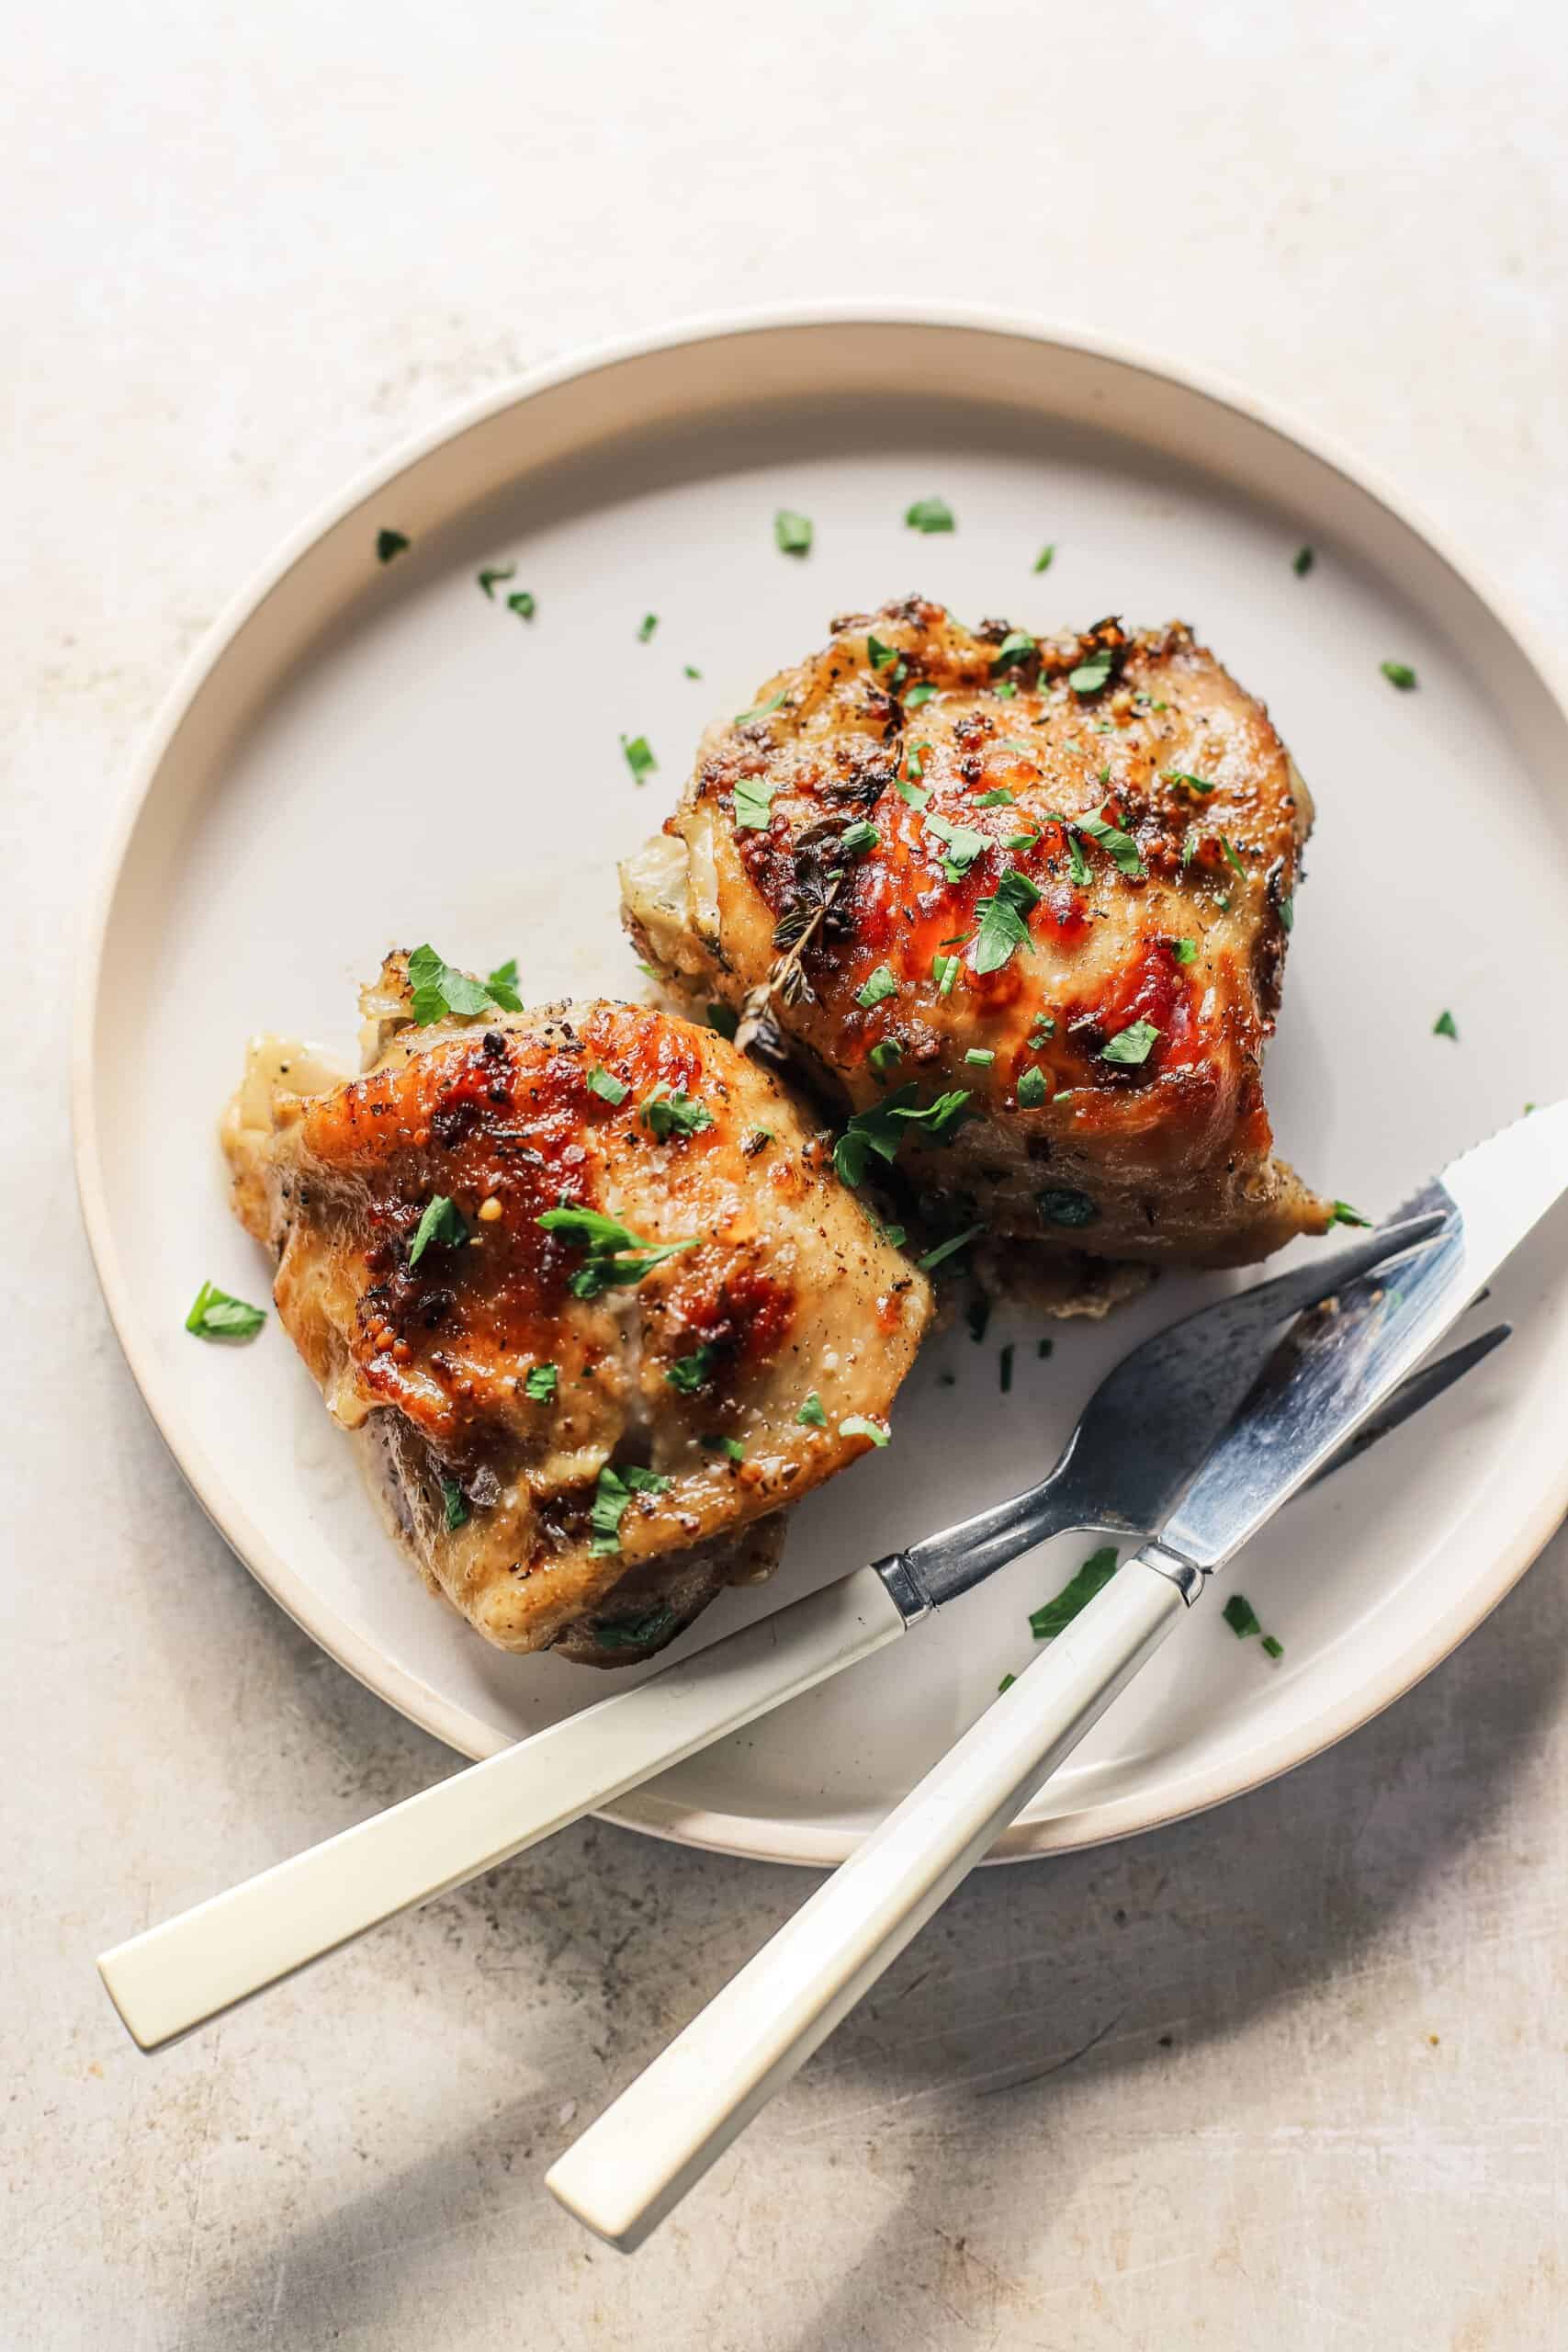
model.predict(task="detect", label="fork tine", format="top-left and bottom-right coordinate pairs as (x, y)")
top-left (1301, 1323), bottom-right (1510, 1492)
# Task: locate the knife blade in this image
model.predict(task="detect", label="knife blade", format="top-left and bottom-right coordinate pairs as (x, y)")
top-left (1160, 1103), bottom-right (1568, 1574)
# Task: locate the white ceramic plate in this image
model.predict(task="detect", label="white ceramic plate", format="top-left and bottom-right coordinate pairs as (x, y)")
top-left (75, 308), bottom-right (1568, 1865)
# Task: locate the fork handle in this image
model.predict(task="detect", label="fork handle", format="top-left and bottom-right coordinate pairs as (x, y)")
top-left (547, 1546), bottom-right (1192, 2250)
top-left (97, 1564), bottom-right (908, 2052)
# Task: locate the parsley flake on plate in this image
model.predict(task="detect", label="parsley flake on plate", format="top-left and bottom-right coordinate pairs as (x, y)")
top-left (904, 497), bottom-right (954, 534)
top-left (775, 509), bottom-right (813, 556)
top-left (998, 1342), bottom-right (1015, 1394)
top-left (684, 663), bottom-right (702, 679)
top-left (1327, 1199), bottom-right (1371, 1228)
top-left (1030, 1545), bottom-right (1119, 1639)
top-left (408, 1194), bottom-right (468, 1268)
top-left (1433, 1008), bottom-right (1459, 1040)
top-left (1293, 546), bottom-right (1314, 577)
top-left (639, 1083), bottom-right (715, 1140)
top-left (594, 1606), bottom-right (677, 1649)
top-left (536, 1205), bottom-right (698, 1297)
top-left (506, 591), bottom-right (536, 620)
top-left (376, 528), bottom-right (410, 563)
top-left (620, 733), bottom-right (657, 783)
top-left (857, 965), bottom-right (899, 1010)
top-left (1033, 543), bottom-right (1055, 574)
top-left (524, 1363), bottom-right (558, 1403)
top-left (637, 613), bottom-right (658, 642)
top-left (477, 564), bottom-right (515, 598)
top-left (1222, 1593), bottom-right (1262, 1639)
top-left (1381, 660), bottom-right (1417, 690)
top-left (185, 1281), bottom-right (266, 1341)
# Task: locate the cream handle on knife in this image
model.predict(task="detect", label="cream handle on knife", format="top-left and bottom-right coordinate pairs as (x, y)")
top-left (97, 1565), bottom-right (908, 2052)
top-left (547, 1547), bottom-right (1191, 2251)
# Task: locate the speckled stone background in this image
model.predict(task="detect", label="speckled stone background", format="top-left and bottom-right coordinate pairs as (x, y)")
top-left (8, 5), bottom-right (1567, 2345)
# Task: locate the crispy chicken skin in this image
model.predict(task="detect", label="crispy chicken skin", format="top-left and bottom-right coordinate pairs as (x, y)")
top-left (223, 961), bottom-right (931, 1666)
top-left (623, 597), bottom-right (1331, 1271)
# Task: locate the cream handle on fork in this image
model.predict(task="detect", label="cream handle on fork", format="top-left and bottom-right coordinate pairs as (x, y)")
top-left (546, 1546), bottom-right (1191, 2251)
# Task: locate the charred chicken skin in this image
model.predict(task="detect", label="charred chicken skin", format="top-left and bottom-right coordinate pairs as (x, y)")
top-left (623, 597), bottom-right (1331, 1272)
top-left (223, 960), bottom-right (931, 1666)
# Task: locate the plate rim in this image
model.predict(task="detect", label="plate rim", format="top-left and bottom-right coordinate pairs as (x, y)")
top-left (72, 299), bottom-right (1568, 1866)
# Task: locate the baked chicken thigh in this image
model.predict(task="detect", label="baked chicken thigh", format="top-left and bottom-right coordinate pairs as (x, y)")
top-left (623, 597), bottom-right (1330, 1274)
top-left (224, 958), bottom-right (931, 1665)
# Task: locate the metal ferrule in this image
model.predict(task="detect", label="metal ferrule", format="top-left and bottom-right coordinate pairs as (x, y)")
top-left (872, 1550), bottom-right (937, 1628)
top-left (1139, 1540), bottom-right (1208, 1605)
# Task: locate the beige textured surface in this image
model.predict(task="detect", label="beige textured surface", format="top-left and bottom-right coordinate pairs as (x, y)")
top-left (7, 4), bottom-right (1567, 2344)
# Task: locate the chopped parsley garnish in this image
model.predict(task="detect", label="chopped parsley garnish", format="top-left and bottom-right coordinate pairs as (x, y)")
top-left (905, 682), bottom-right (937, 709)
top-left (868, 1038), bottom-right (904, 1077)
top-left (586, 1066), bottom-right (629, 1105)
top-left (1016, 1065), bottom-right (1048, 1107)
top-left (590, 1463), bottom-right (673, 1555)
top-left (867, 633), bottom-right (898, 671)
top-left (967, 1293), bottom-right (991, 1344)
top-left (637, 613), bottom-right (658, 642)
top-left (1038, 1187), bottom-right (1099, 1227)
top-left (932, 951), bottom-right (961, 996)
top-left (1060, 824), bottom-right (1090, 887)
top-left (1381, 660), bottom-right (1417, 690)
top-left (998, 1342), bottom-right (1015, 1394)
top-left (736, 687), bottom-right (788, 726)
top-left (732, 773), bottom-right (778, 830)
top-left (408, 1194), bottom-right (468, 1268)
top-left (1100, 1018), bottom-right (1160, 1067)
top-left (774, 509), bottom-right (813, 556)
top-left (1002, 831), bottom-right (1039, 853)
top-left (408, 942), bottom-right (515, 1025)
top-left (1221, 836), bottom-right (1247, 876)
top-left (919, 1222), bottom-right (985, 1272)
top-left (706, 1001), bottom-right (739, 1039)
top-left (1076, 808), bottom-right (1145, 878)
top-left (1222, 1593), bottom-right (1262, 1639)
top-left (998, 1672), bottom-right (1017, 1693)
top-left (1171, 937), bottom-right (1198, 965)
top-left (964, 1047), bottom-right (995, 1067)
top-left (684, 663), bottom-right (702, 679)
top-left (620, 733), bottom-right (657, 783)
top-left (1037, 1337), bottom-right (1054, 1359)
top-left (485, 956), bottom-right (523, 1009)
top-left (1433, 1009), bottom-right (1459, 1040)
top-left (971, 866), bottom-right (1041, 975)
top-left (477, 564), bottom-right (515, 598)
top-left (924, 811), bottom-right (987, 882)
top-left (1293, 546), bottom-right (1314, 577)
top-left (524, 1363), bottom-right (558, 1403)
top-left (992, 629), bottom-right (1036, 673)
top-left (839, 820), bottom-right (879, 857)
top-left (536, 1205), bottom-right (698, 1296)
top-left (840, 1415), bottom-right (889, 1446)
top-left (1029, 1014), bottom-right (1056, 1044)
top-left (185, 1281), bottom-right (266, 1341)
top-left (507, 591), bottom-right (536, 620)
top-left (1328, 1199), bottom-right (1371, 1228)
top-left (796, 1391), bottom-right (828, 1427)
top-left (1279, 896), bottom-right (1294, 933)
top-left (1033, 543), bottom-right (1055, 574)
top-left (1164, 769), bottom-right (1215, 796)
top-left (1067, 646), bottom-right (1113, 695)
top-left (993, 680), bottom-right (1018, 698)
top-left (904, 497), bottom-right (955, 534)
top-left (376, 528), bottom-right (410, 563)
top-left (857, 965), bottom-right (899, 1010)
top-left (702, 1433), bottom-right (746, 1462)
top-left (977, 786), bottom-right (1015, 806)
top-left (439, 1476), bottom-right (469, 1532)
top-left (639, 1084), bottom-right (715, 1140)
top-left (1030, 1545), bottom-right (1119, 1639)
top-left (1261, 1634), bottom-right (1285, 1660)
top-left (897, 775), bottom-right (931, 810)
top-left (594, 1606), bottom-right (677, 1650)
top-left (832, 1084), bottom-right (974, 1185)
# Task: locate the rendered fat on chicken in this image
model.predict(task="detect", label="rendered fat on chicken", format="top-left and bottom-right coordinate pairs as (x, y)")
top-left (623, 597), bottom-right (1332, 1277)
top-left (223, 960), bottom-right (931, 1667)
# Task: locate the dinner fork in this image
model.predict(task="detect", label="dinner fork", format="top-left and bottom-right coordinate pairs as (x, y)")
top-left (98, 1210), bottom-right (1489, 2051)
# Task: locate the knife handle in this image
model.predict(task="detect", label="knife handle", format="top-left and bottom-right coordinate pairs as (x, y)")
top-left (547, 1548), bottom-right (1190, 2251)
top-left (96, 1564), bottom-right (908, 2052)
